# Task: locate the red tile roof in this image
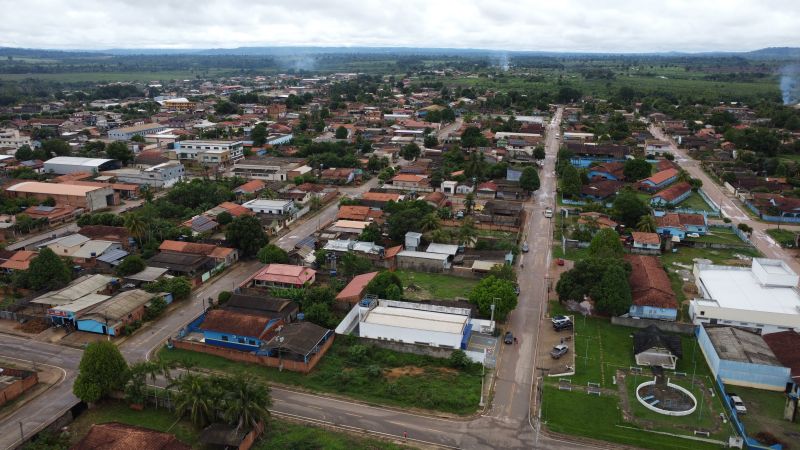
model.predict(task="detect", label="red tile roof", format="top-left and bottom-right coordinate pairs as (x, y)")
top-left (624, 254), bottom-right (677, 309)
top-left (589, 162), bottom-right (625, 180)
top-left (234, 179), bottom-right (266, 194)
top-left (251, 264), bottom-right (315, 285)
top-left (392, 174), bottom-right (427, 183)
top-left (642, 168), bottom-right (679, 186)
top-left (652, 182), bottom-right (692, 203)
top-left (218, 201), bottom-right (251, 217)
top-left (336, 271), bottom-right (379, 302)
top-left (763, 331), bottom-right (800, 379)
top-left (631, 232), bottom-right (660, 246)
top-left (199, 309), bottom-right (274, 339)
top-left (655, 213), bottom-right (705, 229)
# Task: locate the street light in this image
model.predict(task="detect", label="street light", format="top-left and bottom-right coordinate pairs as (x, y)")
top-left (490, 301), bottom-right (497, 324)
top-left (277, 336), bottom-right (285, 372)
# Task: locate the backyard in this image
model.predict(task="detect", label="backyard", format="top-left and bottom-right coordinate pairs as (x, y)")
top-left (766, 228), bottom-right (798, 248)
top-left (677, 192), bottom-right (715, 212)
top-left (395, 270), bottom-right (479, 301)
top-left (734, 386), bottom-right (800, 447)
top-left (158, 336), bottom-right (482, 415)
top-left (59, 400), bottom-right (409, 450)
top-left (685, 226), bottom-right (748, 246)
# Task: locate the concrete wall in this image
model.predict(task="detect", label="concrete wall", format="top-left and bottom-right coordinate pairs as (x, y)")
top-left (629, 305), bottom-right (678, 321)
top-left (359, 321), bottom-right (462, 349)
top-left (354, 336), bottom-right (454, 359)
top-left (396, 255), bottom-right (446, 273)
top-left (0, 368), bottom-right (38, 407)
top-left (611, 316), bottom-right (695, 334)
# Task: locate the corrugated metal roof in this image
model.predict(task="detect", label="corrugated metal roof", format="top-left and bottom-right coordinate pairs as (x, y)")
top-left (71, 241), bottom-right (115, 259)
top-left (124, 266), bottom-right (169, 282)
top-left (97, 249), bottom-right (129, 264)
top-left (50, 293), bottom-right (111, 313)
top-left (32, 274), bottom-right (113, 305)
top-left (79, 289), bottom-right (154, 322)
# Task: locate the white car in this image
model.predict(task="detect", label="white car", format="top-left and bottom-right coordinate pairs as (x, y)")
top-left (686, 232), bottom-right (700, 238)
top-left (544, 207), bottom-right (553, 218)
top-left (729, 395), bottom-right (747, 414)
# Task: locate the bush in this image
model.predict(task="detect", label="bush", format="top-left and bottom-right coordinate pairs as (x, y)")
top-left (449, 349), bottom-right (471, 369)
top-left (366, 365), bottom-right (382, 378)
top-left (218, 291), bottom-right (232, 305)
top-left (723, 217), bottom-right (732, 223)
top-left (143, 297), bottom-right (167, 321)
top-left (347, 344), bottom-right (368, 364)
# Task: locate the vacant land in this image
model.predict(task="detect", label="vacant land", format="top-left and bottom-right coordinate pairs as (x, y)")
top-left (766, 228), bottom-right (797, 248)
top-left (257, 419), bottom-right (409, 450)
top-left (678, 192), bottom-right (715, 212)
top-left (158, 337), bottom-right (482, 415)
top-left (735, 386), bottom-right (800, 446)
top-left (688, 227), bottom-right (747, 245)
top-left (396, 270), bottom-right (478, 300)
top-left (660, 245), bottom-right (760, 268)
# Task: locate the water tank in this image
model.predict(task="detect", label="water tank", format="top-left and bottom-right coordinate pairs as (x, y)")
top-left (297, 313), bottom-right (305, 321)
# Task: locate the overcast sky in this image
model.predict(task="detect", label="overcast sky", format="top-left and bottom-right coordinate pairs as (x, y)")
top-left (1, 0), bottom-right (798, 52)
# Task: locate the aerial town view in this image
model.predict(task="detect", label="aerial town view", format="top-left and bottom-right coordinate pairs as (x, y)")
top-left (0, 1), bottom-right (799, 449)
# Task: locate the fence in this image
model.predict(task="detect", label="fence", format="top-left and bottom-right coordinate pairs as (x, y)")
top-left (712, 374), bottom-right (781, 450)
top-left (611, 316), bottom-right (696, 335)
top-left (744, 200), bottom-right (800, 224)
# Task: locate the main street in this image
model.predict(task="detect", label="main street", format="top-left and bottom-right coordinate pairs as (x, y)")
top-left (0, 113), bottom-right (586, 449)
top-left (649, 125), bottom-right (800, 275)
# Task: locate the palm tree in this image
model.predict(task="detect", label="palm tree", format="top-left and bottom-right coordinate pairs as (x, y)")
top-left (459, 217), bottom-right (478, 247)
top-left (222, 375), bottom-right (272, 433)
top-left (420, 213), bottom-right (440, 232)
top-left (172, 374), bottom-right (213, 428)
top-left (637, 215), bottom-right (657, 233)
top-left (430, 229), bottom-right (453, 244)
top-left (124, 213), bottom-right (147, 244)
top-left (464, 193), bottom-right (476, 215)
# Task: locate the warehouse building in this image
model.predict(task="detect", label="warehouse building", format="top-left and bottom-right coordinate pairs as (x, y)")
top-left (5, 182), bottom-right (116, 211)
top-left (105, 161), bottom-right (185, 188)
top-left (108, 123), bottom-right (170, 141)
top-left (44, 156), bottom-right (120, 175)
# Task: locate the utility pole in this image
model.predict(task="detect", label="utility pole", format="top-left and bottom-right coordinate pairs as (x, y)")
top-left (19, 421), bottom-right (23, 442)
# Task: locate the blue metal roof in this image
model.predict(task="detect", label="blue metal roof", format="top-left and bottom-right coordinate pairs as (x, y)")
top-left (97, 249), bottom-right (129, 265)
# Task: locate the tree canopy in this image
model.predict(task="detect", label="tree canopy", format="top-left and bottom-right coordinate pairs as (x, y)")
top-left (519, 166), bottom-right (541, 192)
top-left (623, 159), bottom-right (652, 181)
top-left (115, 255), bottom-right (146, 277)
top-left (468, 275), bottom-right (517, 321)
top-left (560, 164), bottom-right (582, 198)
top-left (612, 190), bottom-right (651, 228)
top-left (106, 141), bottom-right (134, 165)
top-left (257, 244), bottom-right (289, 264)
top-left (365, 271), bottom-right (403, 298)
top-left (225, 215), bottom-right (268, 257)
top-left (73, 341), bottom-right (129, 403)
top-left (588, 228), bottom-right (624, 259)
top-left (23, 248), bottom-right (71, 291)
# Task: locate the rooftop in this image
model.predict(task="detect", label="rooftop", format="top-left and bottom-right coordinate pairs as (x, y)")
top-left (44, 156), bottom-right (114, 167)
top-left (363, 302), bottom-right (468, 334)
top-left (7, 181), bottom-right (108, 196)
top-left (336, 271), bottom-right (379, 301)
top-left (199, 309), bottom-right (273, 338)
top-left (705, 325), bottom-right (782, 366)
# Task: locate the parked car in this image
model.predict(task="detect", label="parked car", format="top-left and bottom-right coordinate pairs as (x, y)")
top-left (552, 315), bottom-right (573, 331)
top-left (550, 344), bottom-right (569, 359)
top-left (456, 210), bottom-right (465, 219)
top-left (687, 232), bottom-right (700, 238)
top-left (503, 331), bottom-right (514, 345)
top-left (729, 395), bottom-right (747, 414)
top-left (522, 242), bottom-right (529, 253)
top-left (544, 207), bottom-right (554, 218)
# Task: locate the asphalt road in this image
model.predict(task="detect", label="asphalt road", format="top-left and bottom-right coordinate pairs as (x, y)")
top-left (649, 125), bottom-right (800, 275)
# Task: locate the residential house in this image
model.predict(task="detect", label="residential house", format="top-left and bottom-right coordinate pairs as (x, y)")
top-left (650, 182), bottom-right (693, 207)
top-left (396, 250), bottom-right (451, 272)
top-left (233, 179), bottom-right (266, 196)
top-left (320, 168), bottom-right (356, 185)
top-left (181, 215), bottom-right (219, 235)
top-left (625, 255), bottom-right (677, 320)
top-left (476, 181), bottom-right (498, 199)
top-left (21, 204), bottom-right (80, 226)
top-left (147, 252), bottom-right (216, 286)
top-left (158, 240), bottom-right (239, 267)
top-left (633, 325), bottom-right (683, 370)
top-left (0, 250), bottom-right (36, 272)
top-left (242, 264), bottom-right (316, 289)
top-left (587, 162), bottom-right (625, 181)
top-left (423, 191), bottom-right (448, 209)
top-left (630, 232), bottom-right (661, 255)
top-left (261, 321), bottom-right (334, 367)
top-left (655, 213), bottom-right (708, 239)
top-left (78, 225), bottom-right (132, 251)
top-left (223, 293), bottom-right (299, 323)
top-left (229, 157), bottom-right (307, 181)
top-left (75, 289), bottom-right (159, 336)
top-left (337, 205), bottom-right (383, 223)
top-left (638, 168), bottom-right (679, 193)
top-left (360, 191), bottom-right (404, 209)
top-left (45, 233), bottom-right (90, 257)
top-left (391, 173), bottom-right (430, 191)
top-left (581, 180), bottom-right (623, 202)
top-left (199, 309), bottom-right (282, 352)
top-left (335, 271), bottom-right (379, 307)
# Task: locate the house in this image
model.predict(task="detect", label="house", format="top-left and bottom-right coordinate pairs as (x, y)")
top-left (44, 233), bottom-right (90, 257)
top-left (476, 181), bottom-right (498, 199)
top-left (242, 198), bottom-right (294, 215)
top-left (261, 321), bottom-right (334, 366)
top-left (79, 225), bottom-right (132, 251)
top-left (690, 258), bottom-right (800, 334)
top-left (655, 213), bottom-right (707, 239)
top-left (181, 215), bottom-right (219, 235)
top-left (105, 161), bottom-right (185, 188)
top-left (587, 162), bottom-right (625, 181)
top-left (229, 157), bottom-right (307, 181)
top-left (108, 123), bottom-right (170, 141)
top-left (320, 168), bottom-right (356, 185)
top-left (441, 180), bottom-right (458, 195)
top-left (173, 140), bottom-right (244, 167)
top-left (70, 240), bottom-right (121, 267)
top-left (0, 250), bottom-right (36, 272)
top-left (147, 252), bottom-right (215, 285)
top-left (360, 191), bottom-right (404, 208)
top-left (203, 201), bottom-right (252, 220)
top-left (577, 212), bottom-right (618, 229)
top-left (122, 266), bottom-right (169, 287)
top-left (233, 179), bottom-right (266, 196)
top-left (697, 325), bottom-right (792, 391)
top-left (396, 250), bottom-right (451, 272)
top-left (5, 182), bottom-right (116, 211)
top-left (242, 264), bottom-right (316, 289)
top-left (337, 205), bottom-right (383, 222)
top-left (75, 289), bottom-right (157, 336)
top-left (645, 140), bottom-right (671, 156)
top-left (638, 168), bottom-right (679, 192)
top-left (391, 173), bottom-right (429, 191)
top-left (633, 325), bottom-right (683, 370)
top-left (650, 182), bottom-right (693, 207)
top-left (335, 271), bottom-right (379, 307)
top-left (423, 191), bottom-right (447, 209)
top-left (581, 180), bottom-right (623, 201)
top-left (158, 240), bottom-right (238, 267)
top-left (630, 232), bottom-right (661, 254)
top-left (625, 255), bottom-right (677, 320)
top-left (73, 422), bottom-right (191, 450)
top-left (762, 331), bottom-right (800, 418)
top-left (223, 293), bottom-right (299, 323)
top-left (198, 309), bottom-right (281, 351)
top-left (22, 204), bottom-right (80, 226)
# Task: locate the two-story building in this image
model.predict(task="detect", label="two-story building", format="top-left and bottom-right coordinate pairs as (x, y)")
top-left (173, 140), bottom-right (244, 167)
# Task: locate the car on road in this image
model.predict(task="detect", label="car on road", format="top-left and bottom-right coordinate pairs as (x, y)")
top-left (522, 242), bottom-right (529, 253)
top-left (503, 331), bottom-right (514, 344)
top-left (544, 207), bottom-right (553, 218)
top-left (729, 395), bottom-right (747, 414)
top-left (514, 283), bottom-right (520, 295)
top-left (550, 344), bottom-right (569, 359)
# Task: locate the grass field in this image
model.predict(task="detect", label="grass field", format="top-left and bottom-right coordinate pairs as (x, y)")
top-left (687, 227), bottom-right (747, 245)
top-left (158, 337), bottom-right (482, 415)
top-left (660, 245), bottom-right (760, 268)
top-left (735, 386), bottom-right (800, 444)
top-left (396, 270), bottom-right (479, 300)
top-left (257, 419), bottom-right (409, 450)
top-left (766, 228), bottom-right (797, 248)
top-left (678, 192), bottom-right (714, 211)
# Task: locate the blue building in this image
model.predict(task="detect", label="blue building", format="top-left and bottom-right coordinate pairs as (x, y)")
top-left (587, 162), bottom-right (625, 181)
top-left (650, 182), bottom-right (693, 207)
top-left (625, 254), bottom-right (678, 321)
top-left (655, 212), bottom-right (708, 239)
top-left (697, 325), bottom-right (791, 391)
top-left (638, 168), bottom-right (679, 192)
top-left (199, 309), bottom-right (281, 351)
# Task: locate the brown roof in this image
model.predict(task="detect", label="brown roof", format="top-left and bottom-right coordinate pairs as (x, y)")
top-left (577, 212), bottom-right (618, 229)
top-left (631, 232), bottom-right (660, 245)
top-left (78, 225), bottom-right (130, 243)
top-left (159, 240), bottom-right (217, 256)
top-left (652, 182), bottom-right (692, 203)
top-left (384, 245), bottom-right (403, 259)
top-left (361, 192), bottom-right (402, 203)
top-left (589, 162), bottom-right (625, 180)
top-left (581, 180), bottom-right (623, 199)
top-left (423, 191), bottom-right (446, 206)
top-left (234, 179), bottom-right (266, 194)
top-left (392, 174), bottom-right (427, 183)
top-left (199, 309), bottom-right (273, 338)
top-left (336, 271), bottom-right (379, 302)
top-left (337, 205), bottom-right (382, 221)
top-left (624, 255), bottom-right (677, 309)
top-left (655, 213), bottom-right (705, 229)
top-left (642, 168), bottom-right (679, 185)
top-left (71, 422), bottom-right (190, 450)
top-left (763, 331), bottom-right (800, 379)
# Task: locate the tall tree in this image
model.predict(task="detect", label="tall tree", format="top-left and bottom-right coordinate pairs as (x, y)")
top-left (588, 228), bottom-right (624, 259)
top-left (251, 123), bottom-right (268, 147)
top-left (365, 271), bottom-right (403, 298)
top-left (222, 375), bottom-right (271, 432)
top-left (124, 213), bottom-right (148, 244)
top-left (637, 215), bottom-right (657, 233)
top-left (106, 141), bottom-right (134, 165)
top-left (623, 159), bottom-right (652, 181)
top-left (468, 276), bottom-right (518, 321)
top-left (225, 216), bottom-right (268, 257)
top-left (533, 145), bottom-right (546, 161)
top-left (596, 264), bottom-right (632, 316)
top-left (560, 164), bottom-right (582, 198)
top-left (14, 144), bottom-right (33, 161)
top-left (257, 244), bottom-right (289, 264)
top-left (464, 193), bottom-right (475, 215)
top-left (519, 166), bottom-right (541, 192)
top-left (25, 248), bottom-right (71, 291)
top-left (613, 190), bottom-right (651, 228)
top-left (420, 213), bottom-right (440, 232)
top-left (172, 374), bottom-right (214, 428)
top-left (73, 341), bottom-right (129, 403)
top-left (41, 139), bottom-right (71, 157)
top-left (335, 126), bottom-right (349, 139)
top-left (401, 142), bottom-right (421, 160)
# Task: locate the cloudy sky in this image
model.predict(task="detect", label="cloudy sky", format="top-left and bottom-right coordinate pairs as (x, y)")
top-left (1, 0), bottom-right (798, 52)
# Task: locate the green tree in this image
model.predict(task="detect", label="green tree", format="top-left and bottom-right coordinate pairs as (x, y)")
top-left (623, 159), bottom-right (652, 181)
top-left (533, 145), bottom-right (546, 161)
top-left (257, 244), bottom-right (289, 264)
top-left (359, 222), bottom-right (381, 242)
top-left (14, 144), bottom-right (33, 161)
top-left (335, 126), bottom-right (349, 139)
top-left (461, 126), bottom-right (488, 148)
top-left (172, 374), bottom-right (214, 428)
top-left (222, 375), bottom-right (271, 432)
top-left (519, 166), bottom-right (540, 192)
top-left (636, 215), bottom-right (657, 232)
top-left (464, 193), bottom-right (475, 215)
top-left (596, 264), bottom-right (632, 316)
top-left (251, 123), bottom-right (267, 147)
top-left (106, 141), bottom-right (134, 165)
top-left (560, 164), bottom-right (582, 198)
top-left (115, 255), bottom-right (146, 276)
top-left (384, 284), bottom-right (402, 300)
top-left (26, 248), bottom-right (71, 291)
top-left (420, 213), bottom-right (440, 232)
top-left (144, 276), bottom-right (192, 300)
top-left (225, 216), bottom-right (268, 257)
top-left (339, 253), bottom-right (372, 277)
top-left (41, 139), bottom-right (71, 157)
top-left (304, 302), bottom-right (334, 328)
top-left (124, 213), bottom-right (148, 244)
top-left (488, 264), bottom-right (517, 282)
top-left (216, 211), bottom-right (233, 225)
top-left (401, 142), bottom-right (421, 160)
top-left (468, 276), bottom-right (518, 321)
top-left (459, 217), bottom-right (478, 246)
top-left (588, 228), bottom-right (624, 259)
top-left (73, 341), bottom-right (129, 403)
top-left (424, 134), bottom-right (438, 148)
top-left (612, 190), bottom-right (651, 227)
top-left (366, 271), bottom-right (403, 298)
top-left (378, 167), bottom-right (395, 183)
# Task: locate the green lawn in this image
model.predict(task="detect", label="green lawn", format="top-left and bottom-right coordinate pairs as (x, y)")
top-left (766, 228), bottom-right (797, 248)
top-left (256, 419), bottom-right (409, 450)
top-left (158, 337), bottom-right (482, 415)
top-left (396, 270), bottom-right (479, 300)
top-left (552, 244), bottom-right (590, 261)
top-left (660, 245), bottom-right (761, 268)
top-left (687, 228), bottom-right (747, 245)
top-left (734, 387), bottom-right (800, 444)
top-left (678, 192), bottom-right (715, 212)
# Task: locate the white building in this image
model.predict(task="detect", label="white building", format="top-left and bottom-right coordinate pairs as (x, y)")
top-left (105, 161), bottom-right (185, 188)
top-left (0, 129), bottom-right (32, 150)
top-left (108, 123), bottom-right (170, 141)
top-left (690, 258), bottom-right (800, 334)
top-left (44, 156), bottom-right (120, 175)
top-left (229, 157), bottom-right (307, 181)
top-left (241, 199), bottom-right (294, 215)
top-left (173, 140), bottom-right (244, 166)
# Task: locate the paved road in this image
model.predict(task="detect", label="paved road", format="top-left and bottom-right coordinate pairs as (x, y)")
top-left (650, 125), bottom-right (800, 275)
top-left (437, 118), bottom-right (464, 141)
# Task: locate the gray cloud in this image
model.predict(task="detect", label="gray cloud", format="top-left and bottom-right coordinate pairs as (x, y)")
top-left (0, 0), bottom-right (798, 52)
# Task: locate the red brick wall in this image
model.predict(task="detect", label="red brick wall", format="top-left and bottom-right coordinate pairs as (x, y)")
top-left (0, 369), bottom-right (38, 407)
top-left (173, 334), bottom-right (334, 374)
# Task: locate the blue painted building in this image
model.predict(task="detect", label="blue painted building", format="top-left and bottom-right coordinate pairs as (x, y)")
top-left (650, 182), bottom-right (693, 207)
top-left (625, 254), bottom-right (678, 321)
top-left (655, 212), bottom-right (708, 239)
top-left (638, 168), bottom-right (679, 192)
top-left (199, 309), bottom-right (282, 352)
top-left (697, 325), bottom-right (791, 391)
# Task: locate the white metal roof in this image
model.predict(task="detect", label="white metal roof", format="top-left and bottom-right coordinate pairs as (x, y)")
top-left (44, 156), bottom-right (114, 167)
top-left (397, 250), bottom-right (449, 261)
top-left (364, 305), bottom-right (467, 334)
top-left (697, 266), bottom-right (800, 316)
top-left (50, 293), bottom-right (111, 313)
top-left (71, 241), bottom-right (115, 259)
top-left (32, 274), bottom-right (112, 305)
top-left (425, 243), bottom-right (459, 256)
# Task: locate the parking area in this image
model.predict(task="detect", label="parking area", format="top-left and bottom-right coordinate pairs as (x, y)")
top-left (537, 314), bottom-right (576, 376)
top-left (467, 333), bottom-right (499, 368)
